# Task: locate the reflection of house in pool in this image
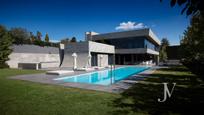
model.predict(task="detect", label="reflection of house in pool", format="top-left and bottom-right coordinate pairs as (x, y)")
top-left (60, 28), bottom-right (160, 68)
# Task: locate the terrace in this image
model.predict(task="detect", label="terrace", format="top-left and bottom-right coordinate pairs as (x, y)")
top-left (10, 65), bottom-right (156, 93)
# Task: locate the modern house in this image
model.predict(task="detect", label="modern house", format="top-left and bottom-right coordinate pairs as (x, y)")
top-left (85, 28), bottom-right (160, 65)
top-left (60, 28), bottom-right (160, 68)
top-left (7, 28), bottom-right (160, 69)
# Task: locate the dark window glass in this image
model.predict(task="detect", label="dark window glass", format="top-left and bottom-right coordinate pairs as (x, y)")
top-left (96, 37), bottom-right (158, 51)
top-left (101, 37), bottom-right (145, 49)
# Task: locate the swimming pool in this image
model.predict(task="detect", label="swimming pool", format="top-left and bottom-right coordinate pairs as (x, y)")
top-left (54, 66), bottom-right (149, 85)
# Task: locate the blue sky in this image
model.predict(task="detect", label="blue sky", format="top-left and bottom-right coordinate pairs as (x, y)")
top-left (0, 0), bottom-right (189, 45)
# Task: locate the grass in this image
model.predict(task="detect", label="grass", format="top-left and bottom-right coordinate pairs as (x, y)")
top-left (0, 69), bottom-right (118, 115)
top-left (0, 66), bottom-right (203, 115)
top-left (112, 66), bottom-right (204, 115)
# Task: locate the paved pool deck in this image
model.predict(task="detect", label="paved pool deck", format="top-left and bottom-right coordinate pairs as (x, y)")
top-left (10, 66), bottom-right (160, 93)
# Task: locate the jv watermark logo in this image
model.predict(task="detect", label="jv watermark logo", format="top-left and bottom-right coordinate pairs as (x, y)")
top-left (158, 82), bottom-right (176, 102)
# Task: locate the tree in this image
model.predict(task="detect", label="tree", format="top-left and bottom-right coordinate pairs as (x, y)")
top-left (30, 32), bottom-right (36, 43)
top-left (44, 33), bottom-right (49, 42)
top-left (159, 38), bottom-right (170, 62)
top-left (180, 15), bottom-right (204, 78)
top-left (10, 28), bottom-right (30, 45)
top-left (34, 39), bottom-right (44, 47)
top-left (163, 0), bottom-right (204, 78)
top-left (161, 0), bottom-right (204, 16)
top-left (161, 38), bottom-right (169, 46)
top-left (36, 31), bottom-right (42, 41)
top-left (0, 25), bottom-right (13, 68)
top-left (70, 37), bottom-right (77, 42)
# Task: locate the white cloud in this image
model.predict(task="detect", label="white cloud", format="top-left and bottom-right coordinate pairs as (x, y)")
top-left (115, 21), bottom-right (147, 31)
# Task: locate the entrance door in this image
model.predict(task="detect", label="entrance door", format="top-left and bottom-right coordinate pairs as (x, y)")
top-left (91, 53), bottom-right (97, 66)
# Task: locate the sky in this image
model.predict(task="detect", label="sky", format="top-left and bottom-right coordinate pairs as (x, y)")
top-left (0, 0), bottom-right (190, 45)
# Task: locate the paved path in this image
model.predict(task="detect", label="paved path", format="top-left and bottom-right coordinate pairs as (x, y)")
top-left (10, 66), bottom-right (159, 93)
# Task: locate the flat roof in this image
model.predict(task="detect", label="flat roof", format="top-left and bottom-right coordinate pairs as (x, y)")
top-left (90, 28), bottom-right (161, 45)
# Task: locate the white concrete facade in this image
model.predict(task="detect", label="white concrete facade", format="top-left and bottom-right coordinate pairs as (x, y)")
top-left (86, 28), bottom-right (160, 45)
top-left (7, 53), bottom-right (60, 68)
top-left (89, 41), bottom-right (115, 54)
top-left (60, 41), bottom-right (115, 68)
top-left (7, 45), bottom-right (60, 69)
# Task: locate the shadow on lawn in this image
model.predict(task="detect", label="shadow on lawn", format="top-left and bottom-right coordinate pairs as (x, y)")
top-left (111, 66), bottom-right (204, 115)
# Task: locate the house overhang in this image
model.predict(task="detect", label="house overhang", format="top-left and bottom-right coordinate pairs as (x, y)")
top-left (115, 48), bottom-right (159, 55)
top-left (91, 28), bottom-right (161, 46)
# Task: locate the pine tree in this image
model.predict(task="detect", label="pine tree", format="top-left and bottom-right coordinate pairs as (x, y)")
top-left (159, 38), bottom-right (170, 62)
top-left (45, 33), bottom-right (49, 42)
top-left (10, 28), bottom-right (30, 45)
top-left (180, 15), bottom-right (204, 78)
top-left (30, 32), bottom-right (36, 43)
top-left (36, 31), bottom-right (42, 41)
top-left (0, 25), bottom-right (13, 68)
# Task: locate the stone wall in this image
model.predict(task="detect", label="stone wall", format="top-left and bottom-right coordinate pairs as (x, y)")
top-left (7, 45), bottom-right (60, 69)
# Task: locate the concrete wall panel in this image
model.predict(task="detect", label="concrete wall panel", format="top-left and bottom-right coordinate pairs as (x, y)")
top-left (97, 54), bottom-right (108, 67)
top-left (89, 41), bottom-right (115, 54)
top-left (61, 53), bottom-right (89, 68)
top-left (7, 53), bottom-right (60, 68)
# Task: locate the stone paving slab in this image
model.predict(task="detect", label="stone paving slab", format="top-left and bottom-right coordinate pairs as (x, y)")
top-left (10, 66), bottom-right (159, 93)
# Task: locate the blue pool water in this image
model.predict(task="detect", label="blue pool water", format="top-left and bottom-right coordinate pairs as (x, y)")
top-left (54, 66), bottom-right (149, 85)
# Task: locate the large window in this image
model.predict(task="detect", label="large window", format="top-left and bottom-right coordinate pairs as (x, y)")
top-left (96, 37), bottom-right (158, 51)
top-left (144, 39), bottom-right (159, 51)
top-left (97, 37), bottom-right (144, 49)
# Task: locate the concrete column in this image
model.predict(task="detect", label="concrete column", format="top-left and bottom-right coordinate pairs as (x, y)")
top-left (136, 55), bottom-right (138, 63)
top-left (131, 54), bottom-right (134, 64)
top-left (36, 63), bottom-right (39, 70)
top-left (156, 55), bottom-right (159, 65)
top-left (118, 55), bottom-right (120, 65)
top-left (123, 56), bottom-right (125, 65)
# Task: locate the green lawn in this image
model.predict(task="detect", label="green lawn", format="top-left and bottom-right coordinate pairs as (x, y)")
top-left (0, 67), bottom-right (203, 115)
top-left (112, 66), bottom-right (204, 115)
top-left (0, 69), bottom-right (118, 115)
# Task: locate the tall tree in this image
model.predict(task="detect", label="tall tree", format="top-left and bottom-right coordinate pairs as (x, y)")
top-left (30, 32), bottom-right (36, 43)
top-left (163, 0), bottom-right (204, 78)
top-left (0, 25), bottom-right (13, 68)
top-left (36, 31), bottom-right (42, 41)
top-left (180, 15), bottom-right (204, 78)
top-left (161, 38), bottom-right (169, 46)
top-left (44, 33), bottom-right (49, 42)
top-left (159, 38), bottom-right (170, 62)
top-left (70, 37), bottom-right (77, 42)
top-left (10, 28), bottom-right (30, 45)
